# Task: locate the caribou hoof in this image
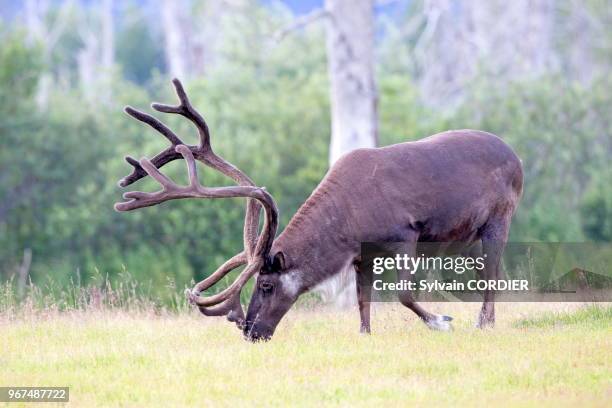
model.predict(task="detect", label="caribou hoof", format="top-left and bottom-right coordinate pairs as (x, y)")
top-left (475, 319), bottom-right (495, 329)
top-left (425, 315), bottom-right (453, 332)
top-left (476, 309), bottom-right (495, 329)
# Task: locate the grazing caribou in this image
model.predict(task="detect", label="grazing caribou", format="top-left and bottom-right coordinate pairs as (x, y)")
top-left (115, 79), bottom-right (523, 341)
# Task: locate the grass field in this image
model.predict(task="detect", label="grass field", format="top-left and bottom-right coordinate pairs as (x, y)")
top-left (1, 302), bottom-right (610, 407)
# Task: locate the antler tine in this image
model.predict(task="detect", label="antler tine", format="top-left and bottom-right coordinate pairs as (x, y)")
top-left (191, 251), bottom-right (247, 294)
top-left (185, 252), bottom-right (247, 320)
top-left (117, 79), bottom-right (273, 313)
top-left (196, 296), bottom-right (243, 319)
top-left (151, 78), bottom-right (211, 149)
top-left (124, 106), bottom-right (184, 146)
top-left (161, 146), bottom-right (275, 256)
top-left (140, 157), bottom-right (178, 191)
top-left (189, 260), bottom-right (264, 307)
top-left (115, 145), bottom-right (277, 215)
top-left (116, 144), bottom-right (278, 307)
top-left (192, 293), bottom-right (245, 330)
top-left (190, 193), bottom-right (278, 307)
top-left (119, 79), bottom-right (261, 258)
top-left (118, 107), bottom-right (187, 188)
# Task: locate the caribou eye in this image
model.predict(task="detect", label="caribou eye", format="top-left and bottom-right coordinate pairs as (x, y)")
top-left (260, 282), bottom-right (274, 295)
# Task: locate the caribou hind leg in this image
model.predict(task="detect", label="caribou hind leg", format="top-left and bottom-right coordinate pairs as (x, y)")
top-left (476, 214), bottom-right (512, 328)
top-left (353, 257), bottom-right (372, 334)
top-left (391, 240), bottom-right (454, 332)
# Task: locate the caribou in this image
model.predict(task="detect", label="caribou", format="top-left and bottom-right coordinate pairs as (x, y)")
top-left (115, 79), bottom-right (523, 341)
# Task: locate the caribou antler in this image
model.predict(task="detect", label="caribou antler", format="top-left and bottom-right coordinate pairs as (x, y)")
top-left (115, 79), bottom-right (276, 323)
top-left (116, 145), bottom-right (278, 306)
top-left (119, 79), bottom-right (260, 256)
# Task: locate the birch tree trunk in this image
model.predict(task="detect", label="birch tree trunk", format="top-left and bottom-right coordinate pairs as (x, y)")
top-left (77, 30), bottom-right (98, 100)
top-left (325, 0), bottom-right (378, 163)
top-left (319, 0), bottom-right (378, 307)
top-left (101, 0), bottom-right (115, 70)
top-left (411, 0), bottom-right (557, 106)
top-left (77, 0), bottom-right (114, 102)
top-left (161, 0), bottom-right (190, 80)
top-left (162, 0), bottom-right (194, 79)
top-left (25, 0), bottom-right (75, 108)
top-left (25, 0), bottom-right (50, 109)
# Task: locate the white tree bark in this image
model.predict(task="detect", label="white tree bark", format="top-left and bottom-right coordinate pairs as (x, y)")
top-left (25, 0), bottom-right (51, 109)
top-left (318, 0), bottom-right (378, 307)
top-left (161, 0), bottom-right (191, 79)
top-left (325, 0), bottom-right (378, 164)
top-left (77, 29), bottom-right (98, 100)
top-left (24, 0), bottom-right (75, 108)
top-left (76, 0), bottom-right (114, 102)
top-left (409, 0), bottom-right (557, 106)
top-left (24, 0), bottom-right (47, 44)
top-left (101, 0), bottom-right (115, 70)
top-left (16, 249), bottom-right (32, 298)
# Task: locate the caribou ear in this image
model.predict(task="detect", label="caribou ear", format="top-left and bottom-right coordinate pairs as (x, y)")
top-left (271, 251), bottom-right (286, 271)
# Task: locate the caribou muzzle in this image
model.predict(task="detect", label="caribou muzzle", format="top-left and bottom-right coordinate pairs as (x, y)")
top-left (243, 321), bottom-right (275, 342)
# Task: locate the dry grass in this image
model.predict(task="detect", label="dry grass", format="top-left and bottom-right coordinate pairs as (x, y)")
top-left (1, 302), bottom-right (610, 407)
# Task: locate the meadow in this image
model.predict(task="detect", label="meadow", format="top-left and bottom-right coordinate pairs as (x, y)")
top-left (1, 302), bottom-right (610, 407)
top-left (2, 2), bottom-right (611, 406)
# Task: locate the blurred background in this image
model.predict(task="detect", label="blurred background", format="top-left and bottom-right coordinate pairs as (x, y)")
top-left (0, 0), bottom-right (610, 306)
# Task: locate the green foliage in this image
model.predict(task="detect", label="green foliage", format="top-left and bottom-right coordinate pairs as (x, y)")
top-left (581, 171), bottom-right (612, 242)
top-left (450, 75), bottom-right (612, 241)
top-left (378, 74), bottom-right (447, 145)
top-left (1, 2), bottom-right (611, 305)
top-left (0, 28), bottom-right (42, 111)
top-left (0, 18), bottom-right (331, 301)
top-left (116, 5), bottom-right (165, 85)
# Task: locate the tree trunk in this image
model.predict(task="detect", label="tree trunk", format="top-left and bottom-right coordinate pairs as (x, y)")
top-left (25, 0), bottom-right (50, 109)
top-left (161, 0), bottom-right (190, 80)
top-left (101, 0), bottom-right (115, 70)
top-left (17, 249), bottom-right (32, 298)
top-left (325, 0), bottom-right (378, 164)
top-left (320, 0), bottom-right (378, 307)
top-left (77, 30), bottom-right (98, 100)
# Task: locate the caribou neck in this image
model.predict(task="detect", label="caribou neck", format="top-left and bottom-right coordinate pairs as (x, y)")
top-left (273, 187), bottom-right (358, 290)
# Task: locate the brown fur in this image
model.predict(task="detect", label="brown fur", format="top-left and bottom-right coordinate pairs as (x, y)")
top-left (244, 130), bottom-right (523, 340)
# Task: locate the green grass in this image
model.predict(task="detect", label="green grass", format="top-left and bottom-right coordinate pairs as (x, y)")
top-left (514, 304), bottom-right (612, 328)
top-left (1, 303), bottom-right (610, 407)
